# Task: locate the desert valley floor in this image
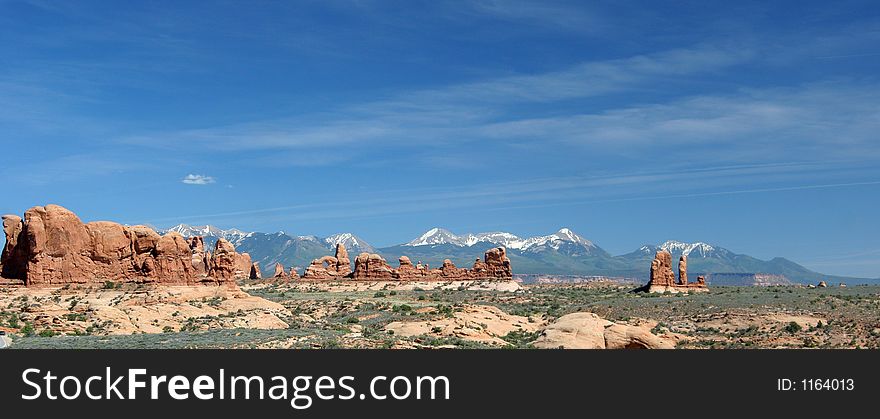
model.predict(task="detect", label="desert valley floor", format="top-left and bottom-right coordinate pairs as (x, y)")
top-left (4, 279), bottom-right (880, 349)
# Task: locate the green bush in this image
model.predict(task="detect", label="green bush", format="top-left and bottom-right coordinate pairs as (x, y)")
top-left (21, 322), bottom-right (35, 337)
top-left (39, 329), bottom-right (58, 337)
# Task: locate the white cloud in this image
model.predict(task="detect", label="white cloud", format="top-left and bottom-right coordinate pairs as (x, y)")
top-left (181, 174), bottom-right (216, 185)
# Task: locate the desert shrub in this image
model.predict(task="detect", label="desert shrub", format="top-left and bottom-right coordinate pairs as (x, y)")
top-left (39, 329), bottom-right (58, 337)
top-left (21, 322), bottom-right (35, 337)
top-left (392, 304), bottom-right (412, 313)
top-left (501, 330), bottom-right (541, 348)
top-left (785, 321), bottom-right (803, 334)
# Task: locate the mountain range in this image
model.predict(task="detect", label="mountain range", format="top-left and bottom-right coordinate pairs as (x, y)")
top-left (159, 224), bottom-right (874, 285)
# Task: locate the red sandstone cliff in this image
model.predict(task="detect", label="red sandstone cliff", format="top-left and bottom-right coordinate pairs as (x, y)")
top-left (1, 205), bottom-right (251, 286)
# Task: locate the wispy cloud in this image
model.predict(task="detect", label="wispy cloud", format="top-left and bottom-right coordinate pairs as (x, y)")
top-left (120, 45), bottom-right (752, 153)
top-left (181, 174), bottom-right (215, 185)
top-left (142, 160), bottom-right (879, 225)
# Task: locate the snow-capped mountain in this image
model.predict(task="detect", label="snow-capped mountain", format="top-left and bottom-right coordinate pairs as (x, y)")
top-left (517, 228), bottom-right (598, 255)
top-left (406, 228), bottom-right (469, 246)
top-left (161, 224), bottom-right (251, 246)
top-left (324, 233), bottom-right (376, 254)
top-left (403, 227), bottom-right (601, 256)
top-left (637, 240), bottom-right (732, 259)
top-left (462, 232), bottom-right (525, 249)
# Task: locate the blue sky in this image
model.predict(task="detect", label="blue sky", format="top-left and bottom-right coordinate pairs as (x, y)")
top-left (1, 0), bottom-right (879, 277)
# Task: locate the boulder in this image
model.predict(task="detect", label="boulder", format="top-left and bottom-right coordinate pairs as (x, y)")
top-left (603, 323), bottom-right (674, 349)
top-left (532, 312), bottom-right (609, 349)
top-left (532, 312), bottom-right (674, 349)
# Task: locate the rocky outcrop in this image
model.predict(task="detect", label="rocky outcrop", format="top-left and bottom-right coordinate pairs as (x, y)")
top-left (302, 243), bottom-right (354, 280)
top-left (2, 215), bottom-right (27, 280)
top-left (649, 250), bottom-right (676, 287)
top-left (645, 250), bottom-right (708, 293)
top-left (189, 236), bottom-right (211, 275)
top-left (273, 263), bottom-right (286, 278)
top-left (532, 312), bottom-right (674, 349)
top-left (483, 247), bottom-right (512, 278)
top-left (335, 243), bottom-right (351, 277)
top-left (358, 246), bottom-right (513, 281)
top-left (249, 262), bottom-right (262, 279)
top-left (678, 255), bottom-right (687, 285)
top-left (209, 238), bottom-right (249, 281)
top-left (0, 205), bottom-right (251, 286)
top-left (353, 253), bottom-right (395, 280)
top-left (282, 244), bottom-right (516, 282)
top-left (303, 256), bottom-right (339, 279)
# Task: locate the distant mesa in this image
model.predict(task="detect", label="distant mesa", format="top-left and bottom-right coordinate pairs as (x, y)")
top-left (1, 205), bottom-right (252, 287)
top-left (642, 251), bottom-right (708, 293)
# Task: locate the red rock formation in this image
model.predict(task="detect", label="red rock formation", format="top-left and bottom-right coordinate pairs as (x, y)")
top-left (483, 247), bottom-right (512, 279)
top-left (301, 244), bottom-right (358, 280)
top-left (353, 253), bottom-right (394, 280)
top-left (249, 262), bottom-right (262, 279)
top-left (235, 253), bottom-right (252, 278)
top-left (189, 236), bottom-right (212, 275)
top-left (649, 250), bottom-right (676, 287)
top-left (303, 256), bottom-right (339, 279)
top-left (209, 238), bottom-right (240, 281)
top-left (393, 256), bottom-right (423, 279)
top-left (335, 244), bottom-right (351, 277)
top-left (354, 247), bottom-right (514, 281)
top-left (678, 255), bottom-right (688, 285)
top-left (273, 263), bottom-right (286, 278)
top-left (0, 205), bottom-right (250, 286)
top-left (646, 250), bottom-right (707, 293)
top-left (1, 215), bottom-right (26, 280)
